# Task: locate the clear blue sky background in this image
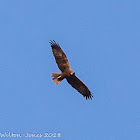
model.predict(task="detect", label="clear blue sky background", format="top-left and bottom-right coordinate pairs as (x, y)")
top-left (0, 0), bottom-right (140, 140)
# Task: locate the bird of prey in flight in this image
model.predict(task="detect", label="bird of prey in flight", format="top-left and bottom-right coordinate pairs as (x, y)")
top-left (50, 40), bottom-right (93, 100)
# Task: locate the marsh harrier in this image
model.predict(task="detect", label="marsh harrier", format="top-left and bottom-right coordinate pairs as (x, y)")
top-left (50, 40), bottom-right (93, 100)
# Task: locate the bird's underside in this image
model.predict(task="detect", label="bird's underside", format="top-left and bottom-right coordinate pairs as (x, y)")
top-left (50, 40), bottom-right (93, 100)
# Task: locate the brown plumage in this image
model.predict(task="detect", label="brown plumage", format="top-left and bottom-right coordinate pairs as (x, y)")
top-left (49, 40), bottom-right (93, 100)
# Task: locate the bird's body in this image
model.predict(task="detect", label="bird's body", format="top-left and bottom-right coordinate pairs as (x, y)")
top-left (50, 40), bottom-right (93, 100)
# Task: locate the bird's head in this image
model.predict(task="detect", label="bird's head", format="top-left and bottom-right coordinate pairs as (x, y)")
top-left (70, 70), bottom-right (75, 75)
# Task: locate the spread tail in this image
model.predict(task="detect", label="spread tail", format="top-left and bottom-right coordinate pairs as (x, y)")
top-left (52, 73), bottom-right (63, 84)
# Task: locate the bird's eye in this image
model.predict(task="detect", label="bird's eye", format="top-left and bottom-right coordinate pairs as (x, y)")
top-left (72, 72), bottom-right (75, 75)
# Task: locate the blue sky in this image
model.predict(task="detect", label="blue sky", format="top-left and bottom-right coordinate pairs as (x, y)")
top-left (0, 0), bottom-right (140, 140)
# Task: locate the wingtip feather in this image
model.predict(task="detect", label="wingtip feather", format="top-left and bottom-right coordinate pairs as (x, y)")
top-left (49, 40), bottom-right (59, 47)
top-left (85, 92), bottom-right (93, 100)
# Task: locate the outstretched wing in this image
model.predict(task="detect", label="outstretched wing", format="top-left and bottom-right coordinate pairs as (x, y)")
top-left (66, 74), bottom-right (93, 100)
top-left (49, 40), bottom-right (70, 72)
